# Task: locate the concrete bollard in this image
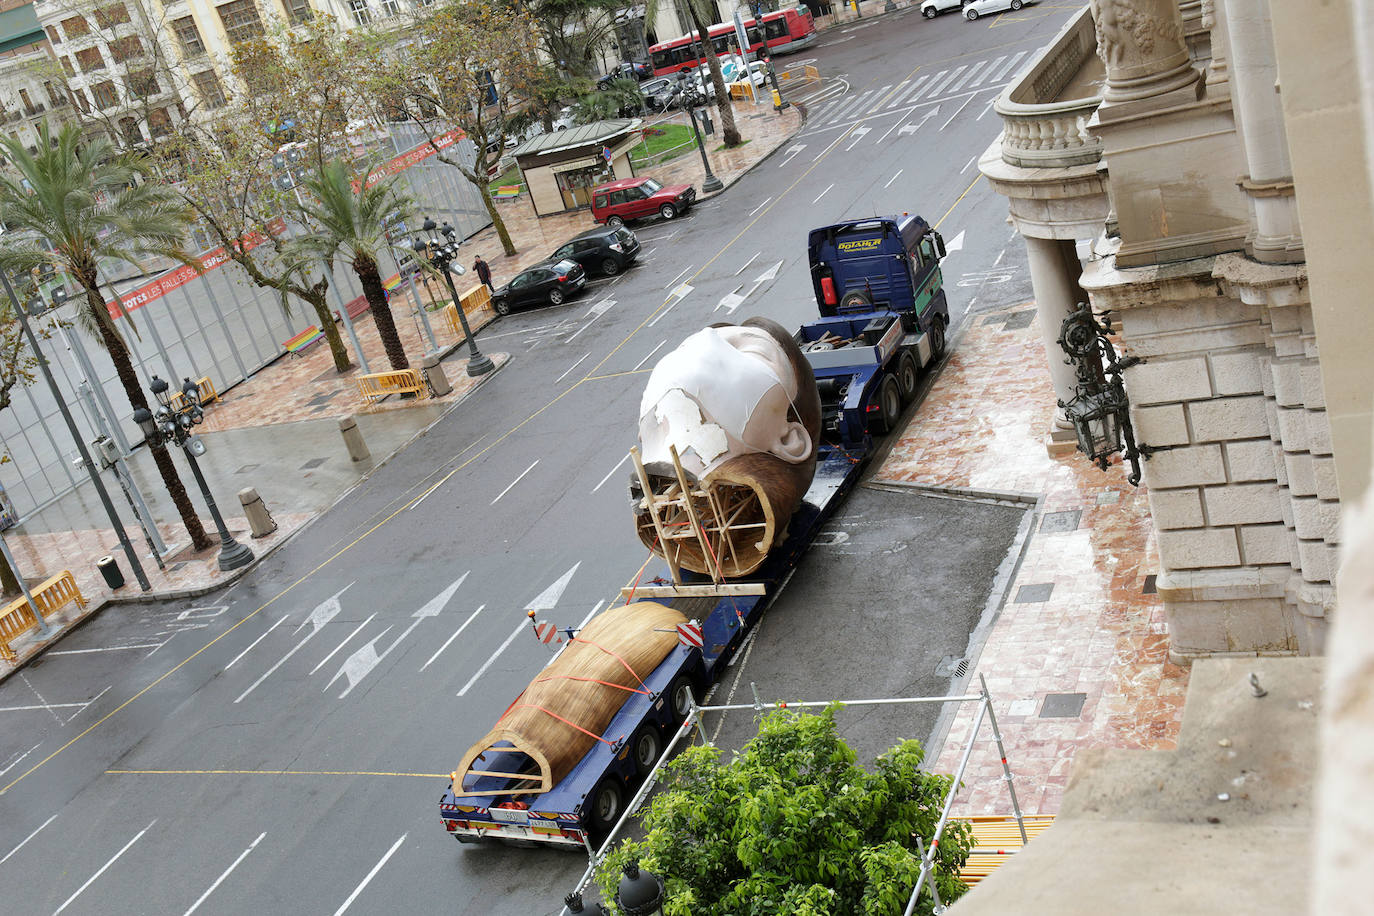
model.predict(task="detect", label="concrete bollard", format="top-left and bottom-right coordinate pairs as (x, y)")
top-left (238, 487), bottom-right (278, 538)
top-left (421, 353), bottom-right (452, 398)
top-left (339, 414), bottom-right (371, 463)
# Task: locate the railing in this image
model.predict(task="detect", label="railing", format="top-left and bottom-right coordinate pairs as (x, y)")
top-left (995, 5), bottom-right (1103, 170)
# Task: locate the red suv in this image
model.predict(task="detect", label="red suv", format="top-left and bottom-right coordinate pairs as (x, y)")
top-left (591, 177), bottom-right (696, 227)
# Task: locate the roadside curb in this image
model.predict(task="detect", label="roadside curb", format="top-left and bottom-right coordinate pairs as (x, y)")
top-left (0, 345), bottom-right (512, 687)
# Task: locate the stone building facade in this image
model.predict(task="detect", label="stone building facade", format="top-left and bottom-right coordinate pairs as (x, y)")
top-left (982, 0), bottom-right (1373, 660)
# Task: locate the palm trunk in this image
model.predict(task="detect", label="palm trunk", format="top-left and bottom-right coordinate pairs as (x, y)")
top-left (0, 552), bottom-right (19, 597)
top-left (355, 256), bottom-right (409, 370)
top-left (79, 273), bottom-right (213, 552)
top-left (692, 10), bottom-right (744, 148)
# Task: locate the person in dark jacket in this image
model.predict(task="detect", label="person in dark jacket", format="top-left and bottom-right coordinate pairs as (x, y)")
top-left (473, 255), bottom-right (493, 291)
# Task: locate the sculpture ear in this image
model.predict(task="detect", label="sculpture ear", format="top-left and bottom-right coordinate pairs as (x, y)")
top-left (772, 419), bottom-right (812, 463)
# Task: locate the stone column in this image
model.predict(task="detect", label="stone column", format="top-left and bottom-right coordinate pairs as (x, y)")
top-left (1221, 0), bottom-right (1302, 262)
top-left (1091, 0), bottom-right (1200, 105)
top-left (1200, 0), bottom-right (1230, 89)
top-left (1025, 235), bottom-right (1084, 452)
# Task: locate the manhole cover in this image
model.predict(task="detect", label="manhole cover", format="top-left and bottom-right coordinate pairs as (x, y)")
top-left (1014, 582), bottom-right (1054, 603)
top-left (934, 655), bottom-right (968, 678)
top-left (1002, 310), bottom-right (1037, 330)
top-left (234, 463), bottom-right (260, 474)
top-left (1040, 509), bottom-right (1082, 534)
top-left (1142, 574), bottom-right (1157, 595)
top-left (300, 457), bottom-right (327, 470)
top-left (1040, 692), bottom-right (1087, 718)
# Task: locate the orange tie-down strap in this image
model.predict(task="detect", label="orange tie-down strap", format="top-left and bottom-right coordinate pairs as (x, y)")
top-left (503, 704), bottom-right (617, 747)
top-left (563, 636), bottom-right (650, 690)
top-left (531, 673), bottom-right (652, 696)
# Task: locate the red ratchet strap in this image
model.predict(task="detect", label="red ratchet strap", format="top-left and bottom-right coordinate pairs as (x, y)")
top-left (504, 704), bottom-right (614, 746)
top-left (568, 637), bottom-right (649, 689)
top-left (531, 673), bottom-right (650, 695)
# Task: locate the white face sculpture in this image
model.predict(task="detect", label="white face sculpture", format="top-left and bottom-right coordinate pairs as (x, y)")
top-left (638, 325), bottom-right (813, 480)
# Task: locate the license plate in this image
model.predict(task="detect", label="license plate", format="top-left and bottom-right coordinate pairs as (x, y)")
top-left (489, 807), bottom-right (530, 825)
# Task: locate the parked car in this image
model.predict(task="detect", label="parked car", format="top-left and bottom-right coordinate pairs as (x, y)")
top-left (590, 176), bottom-right (696, 227)
top-left (596, 61), bottom-right (652, 88)
top-left (920, 0), bottom-right (962, 17)
top-left (964, 0), bottom-right (1035, 19)
top-left (492, 259), bottom-right (587, 315)
top-left (548, 225), bottom-right (642, 277)
top-left (551, 106), bottom-right (576, 131)
top-left (641, 77), bottom-right (682, 112)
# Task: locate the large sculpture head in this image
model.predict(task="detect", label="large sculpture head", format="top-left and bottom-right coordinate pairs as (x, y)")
top-left (631, 317), bottom-right (821, 578)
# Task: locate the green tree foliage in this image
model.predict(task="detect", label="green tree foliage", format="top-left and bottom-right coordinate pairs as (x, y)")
top-left (528, 0), bottom-right (625, 79)
top-left (0, 122), bottom-right (212, 551)
top-left (594, 707), bottom-right (973, 915)
top-left (645, 0), bottom-right (744, 147)
top-left (288, 160), bottom-right (414, 371)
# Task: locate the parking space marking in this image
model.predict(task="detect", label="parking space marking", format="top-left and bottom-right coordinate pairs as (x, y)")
top-left (183, 832), bottom-right (265, 916)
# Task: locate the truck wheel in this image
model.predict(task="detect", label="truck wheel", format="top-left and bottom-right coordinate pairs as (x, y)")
top-left (868, 375), bottom-right (902, 435)
top-left (588, 777), bottom-right (624, 838)
top-left (630, 724), bottom-right (664, 777)
top-left (667, 673), bottom-right (701, 723)
top-left (929, 317), bottom-right (947, 360)
top-left (896, 351), bottom-right (920, 404)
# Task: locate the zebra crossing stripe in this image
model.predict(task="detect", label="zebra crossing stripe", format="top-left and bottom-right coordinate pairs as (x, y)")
top-left (993, 50), bottom-right (1027, 83)
top-left (829, 90), bottom-right (874, 124)
top-left (903, 72), bottom-right (936, 105)
top-left (926, 64), bottom-right (966, 100)
top-left (971, 55), bottom-right (1005, 87)
top-left (951, 60), bottom-right (988, 93)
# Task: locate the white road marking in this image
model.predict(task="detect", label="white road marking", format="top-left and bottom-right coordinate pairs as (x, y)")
top-left (900, 107), bottom-right (940, 136)
top-left (0, 703), bottom-right (90, 712)
top-left (491, 460), bottom-right (539, 505)
top-left (971, 55), bottom-right (1005, 87)
top-left (564, 299), bottom-right (616, 343)
top-left (941, 94), bottom-right (974, 129)
top-left (735, 251), bottom-right (761, 275)
top-left (0, 812), bottom-right (57, 865)
top-left (962, 153), bottom-right (978, 173)
top-left (309, 613), bottom-right (377, 676)
top-left (898, 74), bottom-right (931, 106)
top-left (45, 644), bottom-right (162, 655)
top-left (884, 169), bottom-right (904, 189)
top-left (328, 578), bottom-right (461, 698)
top-left (716, 285), bottom-right (746, 314)
top-left (777, 144), bottom-right (806, 167)
top-left (875, 116), bottom-right (905, 143)
top-left (0, 742), bottom-right (41, 779)
top-left (648, 284), bottom-right (693, 327)
top-left (748, 197), bottom-right (772, 216)
top-left (993, 50), bottom-right (1027, 82)
top-left (457, 620), bottom-right (528, 697)
top-left (224, 616), bottom-right (288, 671)
top-left (593, 453), bottom-right (632, 493)
top-left (64, 686), bottom-right (111, 725)
top-left (331, 834), bottom-right (407, 916)
top-left (843, 126), bottom-right (870, 151)
top-left (667, 266), bottom-right (692, 288)
top-left (420, 605), bottom-right (485, 672)
top-left (951, 60), bottom-right (987, 93)
top-left (235, 585), bottom-right (353, 703)
top-left (927, 65), bottom-right (966, 99)
top-left (183, 832), bottom-right (266, 916)
top-left (547, 600), bottom-right (607, 665)
top-left (53, 820), bottom-right (156, 915)
top-left (458, 563), bottom-right (581, 694)
top-left (978, 98), bottom-right (996, 120)
top-left (813, 182), bottom-right (835, 204)
top-left (994, 248), bottom-right (1005, 266)
top-left (634, 340), bottom-right (666, 370)
top-left (19, 674), bottom-right (62, 726)
top-left (945, 230), bottom-right (966, 253)
top-left (554, 353), bottom-right (589, 383)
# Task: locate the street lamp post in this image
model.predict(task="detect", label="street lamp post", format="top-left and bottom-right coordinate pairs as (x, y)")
top-left (677, 77), bottom-right (725, 193)
top-left (410, 218), bottom-right (495, 377)
top-left (0, 272), bottom-right (151, 591)
top-left (615, 861), bottom-right (666, 915)
top-left (750, 2), bottom-right (790, 110)
top-left (133, 376), bottom-right (253, 571)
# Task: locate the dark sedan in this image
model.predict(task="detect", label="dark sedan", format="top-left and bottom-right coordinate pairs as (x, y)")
top-left (548, 225), bottom-right (641, 277)
top-left (492, 259), bottom-right (587, 315)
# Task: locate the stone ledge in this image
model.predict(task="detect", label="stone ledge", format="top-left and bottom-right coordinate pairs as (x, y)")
top-left (1157, 566), bottom-right (1290, 602)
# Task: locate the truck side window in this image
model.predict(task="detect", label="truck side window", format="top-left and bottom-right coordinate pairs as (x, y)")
top-left (918, 238), bottom-right (938, 265)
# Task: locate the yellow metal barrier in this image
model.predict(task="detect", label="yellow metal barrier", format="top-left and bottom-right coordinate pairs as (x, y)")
top-left (166, 376), bottom-right (218, 412)
top-left (443, 284), bottom-right (491, 339)
top-left (804, 64), bottom-right (820, 82)
top-left (355, 368), bottom-right (428, 404)
top-left (955, 815), bottom-right (1056, 888)
top-left (0, 570), bottom-right (86, 662)
top-left (729, 81), bottom-right (753, 100)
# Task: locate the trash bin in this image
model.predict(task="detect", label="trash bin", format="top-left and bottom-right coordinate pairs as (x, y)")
top-left (97, 555), bottom-right (125, 590)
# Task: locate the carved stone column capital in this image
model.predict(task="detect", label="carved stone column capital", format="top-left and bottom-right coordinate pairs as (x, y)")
top-left (1091, 0), bottom-right (1200, 103)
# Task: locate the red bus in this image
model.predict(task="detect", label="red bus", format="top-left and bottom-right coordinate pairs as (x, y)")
top-left (648, 6), bottom-right (817, 76)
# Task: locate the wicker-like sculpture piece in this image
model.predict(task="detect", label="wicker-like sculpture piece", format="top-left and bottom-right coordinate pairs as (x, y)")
top-left (631, 317), bottom-right (822, 578)
top-left (450, 601), bottom-right (687, 797)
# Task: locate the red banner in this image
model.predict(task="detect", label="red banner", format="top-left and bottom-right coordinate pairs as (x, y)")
top-left (111, 128), bottom-right (467, 320)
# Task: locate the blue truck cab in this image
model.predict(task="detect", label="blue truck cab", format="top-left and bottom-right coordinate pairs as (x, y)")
top-left (800, 215), bottom-right (951, 448)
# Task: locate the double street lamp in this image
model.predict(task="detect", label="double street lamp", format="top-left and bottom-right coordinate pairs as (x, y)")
top-left (133, 376), bottom-right (253, 571)
top-left (410, 218), bottom-right (495, 377)
top-left (675, 75), bottom-right (724, 193)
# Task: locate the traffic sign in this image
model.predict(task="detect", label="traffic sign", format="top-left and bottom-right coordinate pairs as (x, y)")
top-left (677, 621), bottom-right (704, 648)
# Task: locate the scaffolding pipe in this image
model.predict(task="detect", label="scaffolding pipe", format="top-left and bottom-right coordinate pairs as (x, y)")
top-left (981, 672), bottom-right (1028, 844)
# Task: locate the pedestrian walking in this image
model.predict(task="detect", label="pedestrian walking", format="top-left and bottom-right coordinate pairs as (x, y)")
top-left (473, 255), bottom-right (493, 292)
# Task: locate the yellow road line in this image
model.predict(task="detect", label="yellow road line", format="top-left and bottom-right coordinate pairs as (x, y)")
top-left (935, 173), bottom-right (982, 229)
top-left (106, 769), bottom-right (448, 779)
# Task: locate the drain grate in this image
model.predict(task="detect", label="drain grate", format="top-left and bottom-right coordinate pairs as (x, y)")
top-left (935, 655), bottom-right (969, 679)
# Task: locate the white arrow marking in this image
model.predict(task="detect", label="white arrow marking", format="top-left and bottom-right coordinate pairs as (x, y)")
top-left (310, 613), bottom-right (377, 675)
top-left (236, 584), bottom-right (353, 703)
top-left (716, 259), bottom-right (783, 314)
top-left (778, 144), bottom-right (806, 167)
top-left (565, 300), bottom-right (615, 343)
top-left (899, 106), bottom-right (940, 136)
top-left (648, 284), bottom-right (693, 326)
top-left (715, 285), bottom-right (746, 314)
top-left (844, 126), bottom-right (870, 151)
top-left (945, 230), bottom-right (965, 253)
top-left (328, 577), bottom-right (465, 698)
top-left (527, 563), bottom-right (581, 611)
top-left (756, 259), bottom-right (783, 284)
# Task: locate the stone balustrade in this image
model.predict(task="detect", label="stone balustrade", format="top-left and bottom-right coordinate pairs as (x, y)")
top-left (995, 5), bottom-right (1103, 170)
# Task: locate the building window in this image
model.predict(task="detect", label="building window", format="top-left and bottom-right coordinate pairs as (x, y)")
top-left (217, 0), bottom-right (265, 45)
top-left (173, 17), bottom-right (206, 56)
top-left (347, 0), bottom-right (371, 25)
top-left (18, 89), bottom-right (41, 117)
top-left (75, 47), bottom-right (106, 72)
top-left (61, 56), bottom-right (75, 77)
top-left (148, 108), bottom-right (171, 137)
top-left (93, 4), bottom-right (131, 28)
top-left (191, 70), bottom-right (226, 109)
top-left (283, 0), bottom-right (313, 24)
top-left (128, 69), bottom-right (159, 98)
top-left (60, 15), bottom-right (89, 38)
top-left (109, 36), bottom-right (143, 63)
top-left (91, 80), bottom-right (119, 110)
top-left (377, 0), bottom-right (399, 16)
top-left (44, 81), bottom-right (66, 107)
top-left (45, 26), bottom-right (61, 44)
top-left (119, 116), bottom-right (142, 146)
top-left (70, 88), bottom-right (90, 113)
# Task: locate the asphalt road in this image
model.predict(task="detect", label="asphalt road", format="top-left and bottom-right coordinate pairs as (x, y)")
top-left (0, 4), bottom-right (1078, 914)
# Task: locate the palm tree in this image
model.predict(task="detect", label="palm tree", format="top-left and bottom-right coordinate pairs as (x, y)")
top-left (647, 0), bottom-right (744, 147)
top-left (0, 123), bottom-right (213, 552)
top-left (289, 159), bottom-right (414, 371)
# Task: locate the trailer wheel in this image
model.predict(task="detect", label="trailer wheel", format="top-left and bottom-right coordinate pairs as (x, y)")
top-left (868, 375), bottom-right (902, 435)
top-left (588, 777), bottom-right (625, 838)
top-left (896, 351), bottom-right (920, 404)
top-left (630, 724), bottom-right (664, 777)
top-left (667, 673), bottom-right (701, 723)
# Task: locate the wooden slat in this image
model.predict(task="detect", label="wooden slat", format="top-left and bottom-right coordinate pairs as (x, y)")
top-left (619, 583), bottom-right (767, 598)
